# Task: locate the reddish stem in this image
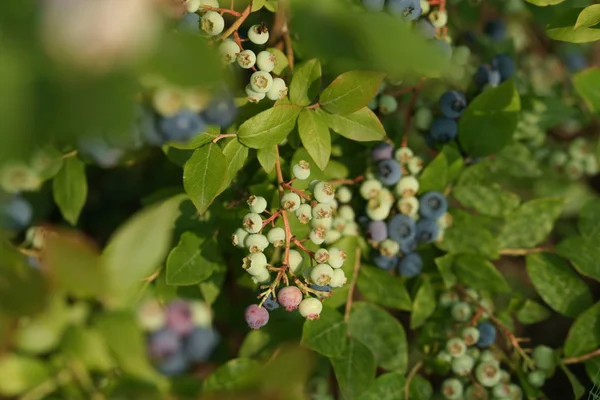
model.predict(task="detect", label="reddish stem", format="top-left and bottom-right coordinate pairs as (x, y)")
top-left (292, 238), bottom-right (315, 257)
top-left (282, 183), bottom-right (312, 200)
top-left (261, 211), bottom-right (281, 228)
top-left (201, 6), bottom-right (242, 16)
top-left (329, 175), bottom-right (365, 186)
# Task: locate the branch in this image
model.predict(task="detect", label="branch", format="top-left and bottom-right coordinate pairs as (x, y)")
top-left (261, 211), bottom-right (281, 228)
top-left (217, 2), bottom-right (253, 41)
top-left (212, 133), bottom-right (237, 143)
top-left (282, 182), bottom-right (312, 200)
top-left (404, 361), bottom-right (423, 400)
top-left (292, 237), bottom-right (315, 257)
top-left (499, 247), bottom-right (553, 256)
top-left (563, 348), bottom-right (600, 365)
top-left (329, 175), bottom-right (365, 186)
top-left (344, 247), bottom-right (362, 324)
top-left (200, 5), bottom-right (241, 16)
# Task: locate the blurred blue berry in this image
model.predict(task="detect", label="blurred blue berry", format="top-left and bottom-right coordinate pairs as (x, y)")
top-left (400, 238), bottom-right (417, 254)
top-left (475, 65), bottom-right (501, 88)
top-left (484, 20), bottom-right (506, 41)
top-left (157, 349), bottom-right (189, 376)
top-left (372, 252), bottom-right (399, 270)
top-left (262, 293), bottom-right (280, 311)
top-left (362, 0), bottom-right (385, 11)
top-left (491, 54), bottom-right (516, 82)
top-left (366, 220), bottom-right (388, 242)
top-left (415, 218), bottom-right (439, 243)
top-left (564, 52), bottom-right (587, 73)
top-left (148, 328), bottom-right (181, 360)
top-left (398, 253), bottom-right (422, 277)
top-left (416, 19), bottom-right (436, 39)
top-left (477, 322), bottom-right (497, 347)
top-left (184, 327), bottom-right (219, 363)
top-left (203, 92), bottom-right (237, 128)
top-left (376, 159), bottom-right (402, 186)
top-left (387, 0), bottom-right (422, 21)
top-left (179, 12), bottom-right (200, 33)
top-left (1, 195), bottom-right (32, 230)
top-left (430, 117), bottom-right (458, 143)
top-left (419, 191), bottom-right (448, 219)
top-left (78, 136), bottom-right (124, 168)
top-left (388, 214), bottom-right (416, 244)
top-left (371, 142), bottom-right (394, 162)
top-left (439, 90), bottom-right (467, 119)
top-left (159, 110), bottom-right (206, 143)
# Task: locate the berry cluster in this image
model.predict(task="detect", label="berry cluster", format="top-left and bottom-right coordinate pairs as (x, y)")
top-left (539, 137), bottom-right (599, 181)
top-left (232, 161), bottom-right (351, 329)
top-left (362, 0), bottom-right (423, 21)
top-left (359, 143), bottom-right (450, 277)
top-left (138, 298), bottom-right (219, 376)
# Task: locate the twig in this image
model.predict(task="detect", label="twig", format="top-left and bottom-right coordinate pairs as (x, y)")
top-left (217, 2), bottom-right (253, 41)
top-left (401, 81), bottom-right (422, 148)
top-left (344, 247), bottom-right (362, 323)
top-left (261, 211), bottom-right (281, 228)
top-left (282, 182), bottom-right (312, 200)
top-left (212, 133), bottom-right (237, 143)
top-left (329, 175), bottom-right (365, 186)
top-left (200, 5), bottom-right (241, 16)
top-left (499, 247), bottom-right (553, 256)
top-left (404, 361), bottom-right (423, 400)
top-left (293, 237), bottom-right (315, 257)
top-left (563, 348), bottom-right (600, 365)
top-left (306, 103), bottom-right (320, 110)
top-left (281, 21), bottom-right (294, 71)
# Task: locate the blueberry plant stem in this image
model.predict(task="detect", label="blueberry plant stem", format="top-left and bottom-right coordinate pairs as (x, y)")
top-left (344, 247), bottom-right (362, 324)
top-left (404, 361), bottom-right (423, 400)
top-left (200, 5), bottom-right (241, 17)
top-left (328, 175), bottom-right (365, 186)
top-left (212, 133), bottom-right (238, 143)
top-left (499, 247), bottom-right (553, 256)
top-left (563, 348), bottom-right (600, 365)
top-left (218, 1), bottom-right (253, 41)
top-left (281, 182), bottom-right (312, 200)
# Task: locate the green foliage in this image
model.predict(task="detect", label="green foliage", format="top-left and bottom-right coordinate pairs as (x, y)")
top-left (331, 338), bottom-right (377, 400)
top-left (301, 308), bottom-right (347, 357)
top-left (52, 157), bottom-right (87, 225)
top-left (357, 266), bottom-right (412, 311)
top-left (573, 68), bottom-right (600, 113)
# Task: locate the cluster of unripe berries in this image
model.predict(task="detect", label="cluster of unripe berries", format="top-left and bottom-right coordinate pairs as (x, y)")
top-left (539, 138), bottom-right (599, 181)
top-left (233, 161), bottom-right (351, 329)
top-left (360, 143), bottom-right (450, 277)
top-left (138, 299), bottom-right (219, 376)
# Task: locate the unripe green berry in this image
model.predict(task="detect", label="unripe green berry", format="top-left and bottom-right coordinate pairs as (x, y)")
top-left (328, 247), bottom-right (346, 268)
top-left (335, 186), bottom-right (352, 203)
top-left (467, 347), bottom-right (480, 360)
top-left (245, 234), bottom-right (269, 253)
top-left (256, 50), bottom-right (276, 72)
top-left (439, 291), bottom-right (459, 307)
top-left (342, 221), bottom-right (358, 236)
top-left (452, 46), bottom-right (471, 66)
top-left (311, 264), bottom-right (334, 285)
top-left (247, 195), bottom-right (267, 214)
top-left (281, 192), bottom-right (301, 211)
top-left (414, 107), bottom-right (433, 130)
top-left (312, 203), bottom-right (333, 219)
top-left (293, 160), bottom-right (311, 180)
top-left (152, 87), bottom-right (182, 117)
top-left (379, 239), bottom-right (400, 257)
top-left (295, 203), bottom-right (312, 224)
top-left (313, 182), bottom-right (335, 204)
top-left (267, 227), bottom-right (286, 247)
top-left (479, 350), bottom-right (499, 365)
top-left (462, 327), bottom-right (481, 346)
top-left (201, 11), bottom-right (225, 36)
top-left (246, 85), bottom-right (265, 103)
top-left (452, 355), bottom-right (475, 376)
top-left (499, 369), bottom-right (510, 384)
top-left (464, 384), bottom-right (488, 400)
top-left (476, 361), bottom-right (502, 387)
top-left (446, 338), bottom-right (467, 358)
top-left (242, 252), bottom-right (268, 276)
top-left (396, 176), bottom-right (420, 197)
top-left (441, 378), bottom-right (463, 400)
top-left (330, 268), bottom-right (347, 288)
top-left (248, 24), bottom-right (269, 45)
top-left (310, 228), bottom-right (326, 245)
top-left (465, 288), bottom-right (479, 301)
top-left (314, 248), bottom-right (330, 263)
top-left (324, 229), bottom-right (342, 244)
top-left (251, 267), bottom-right (271, 284)
top-left (451, 301), bottom-right (473, 322)
top-left (232, 228), bottom-right (249, 248)
top-left (312, 217), bottom-right (333, 230)
top-left (243, 213), bottom-right (263, 234)
top-left (250, 71), bottom-right (274, 93)
top-left (532, 345), bottom-right (555, 370)
top-left (429, 9), bottom-right (448, 28)
top-left (237, 49), bottom-right (257, 69)
top-left (420, 0), bottom-right (430, 14)
top-left (397, 196), bottom-right (419, 217)
top-left (266, 78), bottom-right (288, 101)
top-left (527, 370), bottom-right (546, 388)
top-left (437, 350), bottom-right (452, 363)
top-left (288, 249), bottom-right (303, 273)
top-left (299, 297), bottom-right (323, 320)
top-left (407, 156), bottom-right (424, 174)
top-left (366, 202), bottom-right (392, 221)
top-left (395, 147), bottom-right (414, 164)
top-left (360, 179), bottom-right (382, 199)
top-left (378, 94), bottom-right (398, 115)
top-left (332, 218), bottom-right (347, 232)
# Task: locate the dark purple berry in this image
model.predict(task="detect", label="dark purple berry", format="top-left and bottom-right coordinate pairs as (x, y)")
top-left (184, 327), bottom-right (219, 363)
top-left (371, 143), bottom-right (394, 162)
top-left (366, 220), bottom-right (388, 242)
top-left (165, 301), bottom-right (194, 336)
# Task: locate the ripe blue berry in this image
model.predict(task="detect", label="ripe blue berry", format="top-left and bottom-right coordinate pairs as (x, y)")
top-left (159, 110), bottom-right (206, 142)
top-left (309, 284), bottom-right (332, 295)
top-left (371, 142), bottom-right (394, 162)
top-left (564, 51), bottom-right (587, 73)
top-left (477, 322), bottom-right (497, 348)
top-left (452, 355), bottom-right (475, 376)
top-left (203, 92), bottom-right (237, 128)
top-left (491, 54), bottom-right (515, 82)
top-left (375, 159), bottom-right (402, 186)
top-left (387, 0), bottom-right (422, 21)
top-left (441, 378), bottom-right (463, 400)
top-left (419, 191), bottom-right (448, 219)
top-left (245, 304), bottom-right (269, 329)
top-left (179, 12), bottom-right (200, 33)
top-left (415, 218), bottom-right (439, 243)
top-left (398, 253), bottom-right (422, 277)
top-left (387, 214), bottom-right (416, 244)
top-left (362, 0), bottom-right (385, 11)
top-left (372, 252), bottom-right (399, 270)
top-left (439, 90), bottom-right (467, 119)
top-left (1, 196), bottom-right (33, 230)
top-left (399, 238), bottom-right (417, 254)
top-left (532, 345), bottom-right (555, 370)
top-left (484, 19), bottom-right (506, 41)
top-left (278, 286), bottom-right (303, 311)
top-left (157, 349), bottom-right (188, 376)
top-left (184, 327), bottom-right (219, 363)
top-left (366, 220), bottom-right (388, 242)
top-left (165, 301), bottom-right (194, 336)
top-left (262, 293), bottom-right (280, 311)
top-left (430, 117), bottom-right (458, 143)
top-left (148, 328), bottom-right (181, 360)
top-left (475, 65), bottom-right (501, 88)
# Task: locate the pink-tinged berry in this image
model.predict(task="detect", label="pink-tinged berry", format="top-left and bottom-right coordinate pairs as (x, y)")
top-left (165, 300), bottom-right (194, 336)
top-left (245, 304), bottom-right (269, 329)
top-left (278, 286), bottom-right (303, 311)
top-left (298, 297), bottom-right (323, 320)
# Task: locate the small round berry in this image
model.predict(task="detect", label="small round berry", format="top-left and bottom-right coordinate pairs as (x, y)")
top-left (159, 110), bottom-right (206, 143)
top-left (452, 354), bottom-right (475, 376)
top-left (248, 24), bottom-right (269, 45)
top-left (245, 304), bottom-right (269, 329)
top-left (242, 213), bottom-right (263, 233)
top-left (324, 229), bottom-right (342, 244)
top-left (395, 176), bottom-right (419, 198)
top-left (310, 228), bottom-right (326, 245)
top-left (291, 161), bottom-right (311, 182)
top-left (371, 142), bottom-right (394, 162)
top-left (250, 71), bottom-right (274, 93)
top-left (462, 327), bottom-right (481, 346)
top-left (252, 267), bottom-right (271, 284)
top-left (407, 156), bottom-right (424, 174)
top-left (242, 252), bottom-right (268, 275)
top-left (312, 217), bottom-right (333, 230)
top-left (467, 347), bottom-right (481, 360)
top-left (360, 179), bottom-right (383, 199)
top-left (430, 117), bottom-right (458, 143)
top-left (246, 85), bottom-right (266, 103)
top-left (387, 214), bottom-right (416, 244)
top-left (380, 239), bottom-right (400, 257)
top-left (201, 11), bottom-right (225, 36)
top-left (237, 49), bottom-right (257, 69)
top-left (479, 350), bottom-right (499, 365)
top-left (281, 192), bottom-right (301, 212)
top-left (219, 39), bottom-right (241, 64)
top-left (184, 327), bottom-right (219, 363)
top-left (439, 291), bottom-right (459, 307)
top-left (378, 95), bottom-right (398, 115)
top-left (309, 284), bottom-right (332, 297)
top-left (441, 378), bottom-right (463, 400)
top-left (256, 50), bottom-right (276, 72)
top-left (395, 147), bottom-right (414, 164)
top-left (415, 218), bottom-right (440, 243)
top-left (436, 350), bottom-right (452, 363)
top-left (245, 234), bottom-right (269, 253)
top-left (429, 9), bottom-right (448, 28)
top-left (475, 64), bottom-right (501, 88)
top-left (464, 385), bottom-right (489, 400)
top-left (267, 227), bottom-right (286, 247)
top-left (262, 293), bottom-right (280, 311)
top-left (335, 186), bottom-right (352, 203)
top-left (532, 345), bottom-right (555, 370)
top-left (328, 247), bottom-right (347, 268)
top-left (484, 19), bottom-right (506, 41)
top-left (433, 38), bottom-right (453, 60)
top-left (446, 338), bottom-right (466, 358)
top-left (313, 181), bottom-right (335, 204)
top-left (152, 87), bottom-right (182, 117)
top-left (312, 203), bottom-right (333, 219)
top-left (376, 159), bottom-right (402, 186)
top-left (288, 249), bottom-right (303, 273)
top-left (492, 54), bottom-right (516, 82)
top-left (373, 252), bottom-right (399, 270)
top-left (247, 195), bottom-right (267, 214)
top-left (311, 263), bottom-right (334, 285)
top-left (366, 202), bottom-right (393, 221)
top-left (492, 383), bottom-right (511, 398)
top-left (330, 269), bottom-right (347, 288)
top-left (397, 196), bottom-right (419, 217)
top-left (387, 0), bottom-right (422, 21)
top-left (465, 288), bottom-right (480, 301)
top-left (295, 203), bottom-right (312, 224)
top-left (451, 301), bottom-right (473, 322)
top-left (137, 299), bottom-right (166, 332)
top-left (266, 78), bottom-right (288, 101)
top-left (165, 301), bottom-right (194, 336)
top-left (476, 361), bottom-right (502, 387)
top-left (277, 286), bottom-right (303, 311)
top-left (477, 322), bottom-right (497, 348)
top-left (148, 327), bottom-right (181, 360)
top-left (452, 45), bottom-right (471, 66)
top-left (314, 248), bottom-right (330, 264)
top-left (398, 253), bottom-right (423, 277)
top-left (366, 220), bottom-right (388, 242)
top-left (414, 107), bottom-right (433, 131)
top-left (299, 297), bottom-right (323, 320)
top-left (203, 91), bottom-right (237, 128)
top-left (185, 0), bottom-right (202, 13)
top-left (1, 196), bottom-right (33, 231)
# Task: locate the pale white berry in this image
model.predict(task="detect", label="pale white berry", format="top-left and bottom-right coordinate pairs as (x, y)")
top-left (245, 234), bottom-right (269, 253)
top-left (237, 49), bottom-right (257, 69)
top-left (251, 267), bottom-right (271, 284)
top-left (295, 203), bottom-right (312, 224)
top-left (337, 205), bottom-right (355, 221)
top-left (256, 50), bottom-right (276, 72)
top-left (324, 229), bottom-right (342, 244)
top-left (242, 213), bottom-right (263, 234)
top-left (242, 252), bottom-right (268, 275)
top-left (266, 78), bottom-right (288, 101)
top-left (314, 249), bottom-right (330, 263)
top-left (247, 195), bottom-right (267, 214)
top-left (310, 228), bottom-right (326, 245)
top-left (267, 227), bottom-right (286, 247)
top-left (293, 160), bottom-right (311, 180)
top-left (328, 247), bottom-right (347, 268)
top-left (248, 24), bottom-right (269, 45)
top-left (335, 186), bottom-right (352, 203)
top-left (299, 297), bottom-right (323, 320)
top-left (312, 203), bottom-right (333, 219)
top-left (313, 181), bottom-right (335, 204)
top-left (407, 157), bottom-right (424, 174)
top-left (330, 269), bottom-right (347, 288)
top-left (245, 85), bottom-right (265, 103)
top-left (288, 249), bottom-right (303, 273)
top-left (398, 196), bottom-right (419, 217)
top-left (250, 71), bottom-right (273, 93)
top-left (201, 11), bottom-right (225, 36)
top-left (311, 264), bottom-right (334, 285)
top-left (395, 147), bottom-right (414, 164)
top-left (232, 228), bottom-right (249, 248)
top-left (360, 179), bottom-right (383, 199)
top-left (429, 10), bottom-right (448, 28)
top-left (342, 221), bottom-right (359, 236)
top-left (219, 39), bottom-right (240, 64)
top-left (395, 176), bottom-right (420, 197)
top-left (281, 192), bottom-right (301, 211)
top-left (312, 217), bottom-right (333, 230)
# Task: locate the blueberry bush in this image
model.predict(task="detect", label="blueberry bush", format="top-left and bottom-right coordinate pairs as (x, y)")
top-left (2, 0), bottom-right (600, 399)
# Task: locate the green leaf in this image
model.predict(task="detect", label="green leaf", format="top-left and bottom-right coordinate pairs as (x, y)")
top-left (357, 266), bottom-right (412, 311)
top-left (524, 0), bottom-right (565, 5)
top-left (435, 254), bottom-right (457, 288)
top-left (96, 311), bottom-right (167, 387)
top-left (556, 235), bottom-right (600, 281)
top-left (418, 152), bottom-right (447, 193)
top-left (257, 145), bottom-right (277, 174)
top-left (579, 198), bottom-right (600, 237)
top-left (0, 354), bottom-right (49, 397)
top-left (52, 156), bottom-right (87, 225)
top-left (516, 300), bottom-right (551, 325)
top-left (319, 71), bottom-right (385, 115)
top-left (183, 143), bottom-right (227, 214)
top-left (575, 5), bottom-right (600, 29)
top-left (267, 47), bottom-right (289, 76)
top-left (410, 279), bottom-right (436, 329)
top-left (289, 59), bottom-right (322, 106)
top-left (452, 254), bottom-right (510, 293)
top-left (15, 295), bottom-right (70, 355)
top-left (458, 80), bottom-right (520, 157)
top-left (526, 253), bottom-right (592, 318)
top-left (546, 26), bottom-right (600, 43)
top-left (441, 145), bottom-right (464, 183)
top-left (358, 372), bottom-right (405, 400)
top-left (324, 107), bottom-right (387, 142)
top-left (436, 210), bottom-right (499, 259)
top-left (237, 103), bottom-right (303, 149)
top-left (166, 233), bottom-right (219, 286)
top-left (453, 184), bottom-right (520, 218)
top-left (221, 138), bottom-right (249, 189)
top-left (62, 326), bottom-right (115, 372)
top-left (348, 302), bottom-right (408, 372)
top-left (573, 68), bottom-right (600, 113)
top-left (203, 358), bottom-right (261, 393)
top-left (297, 109), bottom-right (331, 170)
top-left (559, 364), bottom-right (586, 400)
top-left (409, 375), bottom-right (434, 400)
top-left (199, 263), bottom-right (226, 305)
top-left (167, 127), bottom-right (219, 150)
top-left (102, 196), bottom-right (183, 304)
top-left (564, 302), bottom-right (600, 358)
top-left (497, 198), bottom-right (564, 249)
top-left (301, 307), bottom-right (347, 357)
top-left (251, 0), bottom-right (266, 11)
top-left (331, 338), bottom-right (377, 400)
